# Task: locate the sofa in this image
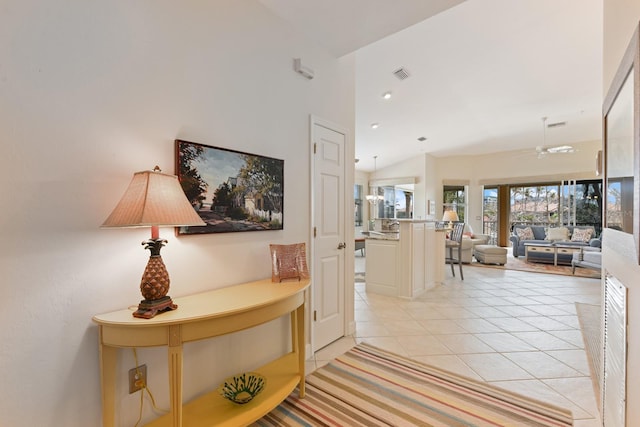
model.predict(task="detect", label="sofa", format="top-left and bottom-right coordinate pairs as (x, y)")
top-left (509, 225), bottom-right (599, 258)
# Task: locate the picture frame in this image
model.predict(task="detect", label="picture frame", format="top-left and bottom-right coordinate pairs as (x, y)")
top-left (175, 139), bottom-right (284, 234)
top-left (602, 22), bottom-right (639, 263)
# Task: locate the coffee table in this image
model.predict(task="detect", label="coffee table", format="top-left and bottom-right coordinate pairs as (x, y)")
top-left (524, 242), bottom-right (583, 266)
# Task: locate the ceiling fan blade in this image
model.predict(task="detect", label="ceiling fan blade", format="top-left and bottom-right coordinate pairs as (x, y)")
top-left (546, 145), bottom-right (575, 154)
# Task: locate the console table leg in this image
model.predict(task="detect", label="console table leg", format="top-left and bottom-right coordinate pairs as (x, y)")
top-left (168, 325), bottom-right (183, 427)
top-left (294, 302), bottom-right (305, 398)
top-left (98, 333), bottom-right (117, 427)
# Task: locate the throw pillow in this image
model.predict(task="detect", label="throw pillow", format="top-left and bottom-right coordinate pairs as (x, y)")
top-left (546, 227), bottom-right (570, 242)
top-left (571, 228), bottom-right (594, 243)
top-left (516, 226), bottom-right (534, 240)
top-left (463, 224), bottom-right (475, 239)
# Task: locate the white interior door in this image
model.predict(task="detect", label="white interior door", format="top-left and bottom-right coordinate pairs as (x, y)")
top-left (312, 120), bottom-right (346, 351)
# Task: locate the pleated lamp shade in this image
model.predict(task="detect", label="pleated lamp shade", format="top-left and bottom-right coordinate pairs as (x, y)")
top-left (101, 167), bottom-right (205, 229)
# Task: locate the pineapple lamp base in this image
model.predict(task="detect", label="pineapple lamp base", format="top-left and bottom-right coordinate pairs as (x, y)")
top-left (133, 296), bottom-right (177, 319)
top-left (132, 237), bottom-right (178, 319)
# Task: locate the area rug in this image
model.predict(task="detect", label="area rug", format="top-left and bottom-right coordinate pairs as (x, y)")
top-left (254, 344), bottom-right (573, 426)
top-left (470, 253), bottom-right (600, 279)
top-left (576, 303), bottom-right (602, 410)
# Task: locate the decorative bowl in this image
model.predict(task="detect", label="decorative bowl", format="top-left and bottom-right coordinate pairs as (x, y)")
top-left (218, 372), bottom-right (266, 404)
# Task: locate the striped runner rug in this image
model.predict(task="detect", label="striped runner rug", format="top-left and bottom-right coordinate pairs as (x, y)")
top-left (254, 344), bottom-right (573, 426)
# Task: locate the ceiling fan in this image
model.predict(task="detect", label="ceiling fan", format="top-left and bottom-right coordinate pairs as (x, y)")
top-left (535, 144), bottom-right (576, 158)
top-left (532, 117), bottom-right (575, 158)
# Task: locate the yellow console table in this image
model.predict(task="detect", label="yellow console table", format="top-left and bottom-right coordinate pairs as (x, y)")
top-left (92, 278), bottom-right (310, 427)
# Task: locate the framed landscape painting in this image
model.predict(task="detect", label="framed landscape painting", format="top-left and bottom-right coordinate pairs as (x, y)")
top-left (175, 139), bottom-right (284, 234)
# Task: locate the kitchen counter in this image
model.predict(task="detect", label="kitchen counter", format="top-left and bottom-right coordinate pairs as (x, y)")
top-left (365, 220), bottom-right (445, 298)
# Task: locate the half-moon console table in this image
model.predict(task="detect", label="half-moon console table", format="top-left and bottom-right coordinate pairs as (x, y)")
top-left (92, 278), bottom-right (310, 427)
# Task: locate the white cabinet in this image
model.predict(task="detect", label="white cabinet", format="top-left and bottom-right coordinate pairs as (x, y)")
top-left (365, 221), bottom-right (444, 298)
top-left (366, 238), bottom-right (400, 296)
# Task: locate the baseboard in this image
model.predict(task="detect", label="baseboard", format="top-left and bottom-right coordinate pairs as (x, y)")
top-left (306, 343), bottom-right (313, 360)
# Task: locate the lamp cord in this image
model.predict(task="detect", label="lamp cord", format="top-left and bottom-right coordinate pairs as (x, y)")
top-left (132, 348), bottom-right (168, 427)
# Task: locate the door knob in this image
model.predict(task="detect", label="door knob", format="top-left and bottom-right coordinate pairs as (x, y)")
top-left (337, 242), bottom-right (346, 249)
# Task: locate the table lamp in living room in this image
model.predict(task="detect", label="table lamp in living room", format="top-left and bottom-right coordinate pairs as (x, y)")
top-left (442, 210), bottom-right (459, 228)
top-left (101, 166), bottom-right (205, 319)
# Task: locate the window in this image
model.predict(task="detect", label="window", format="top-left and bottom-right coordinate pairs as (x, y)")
top-left (443, 185), bottom-right (465, 222)
top-left (374, 185), bottom-right (414, 219)
top-left (482, 186), bottom-right (498, 244)
top-left (564, 179), bottom-right (603, 235)
top-left (354, 184), bottom-right (363, 226)
top-left (510, 184), bottom-right (560, 226)
top-left (509, 180), bottom-right (602, 234)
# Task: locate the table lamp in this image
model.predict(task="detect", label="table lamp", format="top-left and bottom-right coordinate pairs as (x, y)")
top-left (101, 166), bottom-right (205, 318)
top-left (442, 210), bottom-right (459, 228)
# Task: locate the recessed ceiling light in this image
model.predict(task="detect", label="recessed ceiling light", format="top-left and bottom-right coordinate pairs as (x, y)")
top-left (382, 91), bottom-right (392, 100)
top-left (371, 123), bottom-right (379, 129)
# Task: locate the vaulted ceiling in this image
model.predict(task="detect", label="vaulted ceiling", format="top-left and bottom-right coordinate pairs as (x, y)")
top-left (259, 0), bottom-right (603, 171)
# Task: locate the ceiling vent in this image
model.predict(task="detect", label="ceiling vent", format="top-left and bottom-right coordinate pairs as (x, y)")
top-left (547, 121), bottom-right (567, 128)
top-left (393, 67), bottom-right (410, 80)
top-left (417, 136), bottom-right (427, 142)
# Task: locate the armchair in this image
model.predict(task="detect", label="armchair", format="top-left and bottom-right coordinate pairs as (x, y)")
top-left (571, 246), bottom-right (602, 276)
top-left (450, 224), bottom-right (490, 263)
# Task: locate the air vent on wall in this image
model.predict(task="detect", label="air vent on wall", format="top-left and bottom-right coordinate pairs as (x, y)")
top-left (393, 67), bottom-right (410, 80)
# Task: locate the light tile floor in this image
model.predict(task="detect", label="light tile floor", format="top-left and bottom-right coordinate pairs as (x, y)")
top-left (310, 258), bottom-right (602, 427)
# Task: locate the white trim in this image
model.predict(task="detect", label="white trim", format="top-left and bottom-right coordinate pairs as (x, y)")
top-left (309, 115), bottom-right (353, 355)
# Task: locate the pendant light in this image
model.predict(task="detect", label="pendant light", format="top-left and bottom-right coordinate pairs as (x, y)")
top-left (366, 156), bottom-right (384, 209)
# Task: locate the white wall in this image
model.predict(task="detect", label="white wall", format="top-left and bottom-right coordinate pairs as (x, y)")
top-left (0, 1), bottom-right (354, 426)
top-left (437, 139), bottom-right (602, 233)
top-left (371, 139), bottom-right (601, 234)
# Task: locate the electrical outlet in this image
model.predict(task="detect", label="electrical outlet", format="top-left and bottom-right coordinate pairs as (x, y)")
top-left (128, 364), bottom-right (147, 394)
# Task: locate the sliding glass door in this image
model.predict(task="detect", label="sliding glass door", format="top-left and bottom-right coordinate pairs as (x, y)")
top-left (482, 187), bottom-right (498, 244)
top-left (510, 184), bottom-right (561, 227)
top-left (483, 179), bottom-right (603, 246)
top-left (443, 185), bottom-right (466, 222)
top-left (562, 179), bottom-right (603, 235)
top-left (508, 180), bottom-right (602, 234)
